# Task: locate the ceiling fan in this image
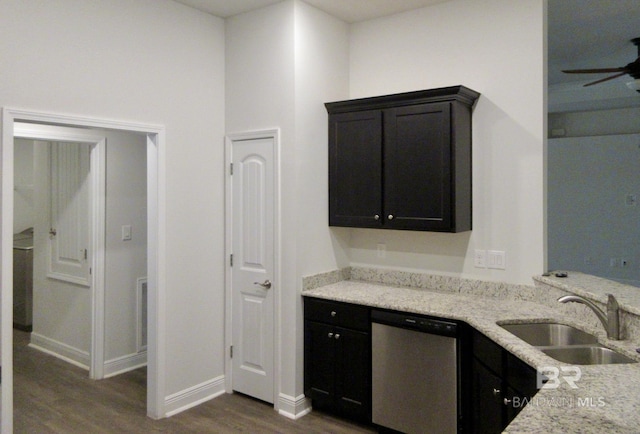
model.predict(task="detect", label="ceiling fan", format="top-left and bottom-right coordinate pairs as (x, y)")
top-left (563, 37), bottom-right (640, 89)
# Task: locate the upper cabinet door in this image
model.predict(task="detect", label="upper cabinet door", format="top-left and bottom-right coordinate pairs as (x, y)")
top-left (328, 110), bottom-right (382, 227)
top-left (384, 102), bottom-right (452, 231)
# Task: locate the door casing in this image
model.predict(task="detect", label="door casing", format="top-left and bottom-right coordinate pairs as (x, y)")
top-left (1, 108), bottom-right (167, 432)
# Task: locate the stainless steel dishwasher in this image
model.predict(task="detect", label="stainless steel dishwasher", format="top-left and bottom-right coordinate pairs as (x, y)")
top-left (372, 310), bottom-right (459, 434)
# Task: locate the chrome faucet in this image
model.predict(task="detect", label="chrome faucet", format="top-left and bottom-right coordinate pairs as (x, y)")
top-left (557, 294), bottom-right (620, 340)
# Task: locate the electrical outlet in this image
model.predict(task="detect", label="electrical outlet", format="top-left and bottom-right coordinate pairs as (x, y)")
top-left (487, 250), bottom-right (506, 270)
top-left (474, 249), bottom-right (486, 268)
top-left (626, 194), bottom-right (637, 207)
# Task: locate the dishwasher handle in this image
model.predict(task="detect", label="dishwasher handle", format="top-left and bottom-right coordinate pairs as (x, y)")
top-left (371, 309), bottom-right (458, 337)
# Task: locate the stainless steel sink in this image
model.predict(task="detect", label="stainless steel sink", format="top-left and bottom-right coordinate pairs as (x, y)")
top-left (500, 323), bottom-right (598, 347)
top-left (499, 322), bottom-right (637, 365)
top-left (541, 345), bottom-right (637, 365)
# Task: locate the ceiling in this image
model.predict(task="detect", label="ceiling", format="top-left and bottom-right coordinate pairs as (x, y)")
top-left (173, 0), bottom-right (450, 23)
top-left (174, 0), bottom-right (640, 89)
top-left (548, 0), bottom-right (640, 87)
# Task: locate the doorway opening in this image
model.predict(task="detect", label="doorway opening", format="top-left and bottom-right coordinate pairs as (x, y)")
top-left (1, 108), bottom-right (166, 432)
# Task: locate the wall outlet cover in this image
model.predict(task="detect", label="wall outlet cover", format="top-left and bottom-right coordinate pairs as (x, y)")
top-left (487, 250), bottom-right (506, 270)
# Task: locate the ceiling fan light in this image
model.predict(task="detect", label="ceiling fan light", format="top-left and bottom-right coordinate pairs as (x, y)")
top-left (626, 79), bottom-right (640, 93)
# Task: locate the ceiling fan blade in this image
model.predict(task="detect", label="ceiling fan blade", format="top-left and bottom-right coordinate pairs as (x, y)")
top-left (563, 67), bottom-right (626, 74)
top-left (583, 71), bottom-right (629, 87)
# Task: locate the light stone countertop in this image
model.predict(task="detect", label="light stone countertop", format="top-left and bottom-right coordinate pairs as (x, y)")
top-left (302, 280), bottom-right (640, 433)
top-left (535, 271), bottom-right (640, 317)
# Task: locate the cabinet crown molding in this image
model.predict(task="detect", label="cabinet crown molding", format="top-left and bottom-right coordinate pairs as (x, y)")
top-left (325, 85), bottom-right (480, 114)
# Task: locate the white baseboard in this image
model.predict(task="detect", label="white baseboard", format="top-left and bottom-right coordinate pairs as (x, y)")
top-left (29, 332), bottom-right (90, 370)
top-left (103, 351), bottom-right (147, 378)
top-left (277, 393), bottom-right (312, 420)
top-left (164, 375), bottom-right (226, 417)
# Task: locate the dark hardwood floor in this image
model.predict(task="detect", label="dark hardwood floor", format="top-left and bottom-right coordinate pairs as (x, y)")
top-left (14, 330), bottom-right (376, 433)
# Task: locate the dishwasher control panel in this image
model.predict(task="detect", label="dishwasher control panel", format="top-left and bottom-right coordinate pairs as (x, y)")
top-left (371, 309), bottom-right (458, 337)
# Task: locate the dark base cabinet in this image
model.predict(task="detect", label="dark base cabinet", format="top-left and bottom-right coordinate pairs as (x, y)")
top-left (471, 330), bottom-right (539, 433)
top-left (303, 297), bottom-right (371, 423)
top-left (303, 298), bottom-right (538, 432)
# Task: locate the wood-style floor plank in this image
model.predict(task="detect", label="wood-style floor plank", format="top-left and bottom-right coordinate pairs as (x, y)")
top-left (13, 330), bottom-right (375, 433)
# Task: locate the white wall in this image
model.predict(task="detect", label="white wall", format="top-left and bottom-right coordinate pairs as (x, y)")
top-left (225, 0), bottom-right (297, 410)
top-left (104, 130), bottom-right (148, 365)
top-left (347, 0), bottom-right (546, 285)
top-left (0, 0), bottom-right (226, 410)
top-left (548, 134), bottom-right (640, 286)
top-left (13, 139), bottom-right (35, 234)
top-left (293, 0), bottom-right (350, 402)
top-left (226, 0), bottom-right (350, 408)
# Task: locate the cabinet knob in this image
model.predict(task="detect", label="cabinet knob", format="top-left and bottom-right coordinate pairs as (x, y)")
top-left (334, 333), bottom-right (340, 340)
top-left (503, 397), bottom-right (512, 406)
top-left (388, 214), bottom-right (394, 220)
top-left (330, 311), bottom-right (337, 317)
top-left (328, 332), bottom-right (334, 338)
top-left (492, 388), bottom-right (501, 397)
top-left (374, 214), bottom-right (380, 220)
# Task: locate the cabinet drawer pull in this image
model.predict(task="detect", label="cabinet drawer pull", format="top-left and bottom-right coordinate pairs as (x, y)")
top-left (374, 214), bottom-right (380, 220)
top-left (330, 311), bottom-right (337, 317)
top-left (388, 214), bottom-right (394, 220)
top-left (492, 388), bottom-right (501, 396)
top-left (328, 332), bottom-right (334, 338)
top-left (503, 397), bottom-right (512, 406)
top-left (334, 333), bottom-right (340, 340)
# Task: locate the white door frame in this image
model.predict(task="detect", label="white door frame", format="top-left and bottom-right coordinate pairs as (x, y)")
top-left (224, 129), bottom-right (281, 408)
top-left (1, 108), bottom-right (167, 432)
top-left (13, 123), bottom-right (107, 378)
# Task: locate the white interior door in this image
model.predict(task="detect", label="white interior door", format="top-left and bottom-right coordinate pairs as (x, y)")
top-left (48, 141), bottom-right (91, 286)
top-left (231, 135), bottom-right (275, 404)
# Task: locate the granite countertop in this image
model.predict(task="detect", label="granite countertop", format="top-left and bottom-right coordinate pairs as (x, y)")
top-left (303, 280), bottom-right (640, 433)
top-left (535, 271), bottom-right (640, 317)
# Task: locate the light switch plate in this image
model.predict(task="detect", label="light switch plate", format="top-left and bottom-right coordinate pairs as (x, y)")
top-left (122, 225), bottom-right (132, 241)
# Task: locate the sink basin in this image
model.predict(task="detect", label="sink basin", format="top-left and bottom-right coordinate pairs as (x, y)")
top-left (499, 322), bottom-right (636, 365)
top-left (541, 345), bottom-right (637, 365)
top-left (500, 323), bottom-right (598, 347)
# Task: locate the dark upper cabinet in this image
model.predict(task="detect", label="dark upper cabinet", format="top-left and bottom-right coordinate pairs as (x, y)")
top-left (326, 86), bottom-right (480, 232)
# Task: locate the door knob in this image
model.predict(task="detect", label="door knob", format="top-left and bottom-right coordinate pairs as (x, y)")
top-left (253, 279), bottom-right (272, 289)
